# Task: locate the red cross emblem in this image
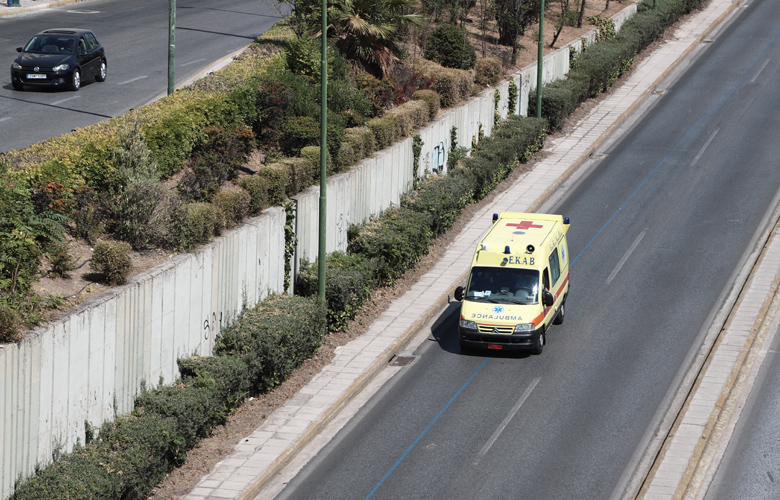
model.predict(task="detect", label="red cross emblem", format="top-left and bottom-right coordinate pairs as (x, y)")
top-left (507, 221), bottom-right (543, 230)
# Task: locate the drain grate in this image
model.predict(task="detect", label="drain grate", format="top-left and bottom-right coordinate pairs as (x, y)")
top-left (390, 355), bottom-right (415, 366)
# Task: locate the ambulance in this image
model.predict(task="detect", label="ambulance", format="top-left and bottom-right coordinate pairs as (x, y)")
top-left (453, 212), bottom-right (570, 354)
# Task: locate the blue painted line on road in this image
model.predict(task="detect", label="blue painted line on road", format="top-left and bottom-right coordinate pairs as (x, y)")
top-left (571, 31), bottom-right (780, 268)
top-left (364, 358), bottom-right (490, 500)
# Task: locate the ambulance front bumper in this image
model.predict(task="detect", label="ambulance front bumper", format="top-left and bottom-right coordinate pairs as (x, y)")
top-left (458, 325), bottom-right (543, 351)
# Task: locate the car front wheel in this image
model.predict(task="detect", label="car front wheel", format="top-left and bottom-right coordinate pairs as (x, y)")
top-left (530, 330), bottom-right (545, 355)
top-left (12, 81), bottom-right (23, 91)
top-left (68, 69), bottom-right (81, 91)
top-left (96, 61), bottom-right (107, 82)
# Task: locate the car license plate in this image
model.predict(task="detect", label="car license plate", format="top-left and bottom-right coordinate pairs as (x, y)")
top-left (487, 344), bottom-right (502, 350)
top-left (26, 74), bottom-right (47, 79)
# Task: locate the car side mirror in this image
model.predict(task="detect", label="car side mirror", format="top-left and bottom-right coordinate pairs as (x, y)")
top-left (454, 286), bottom-right (464, 301)
top-left (16, 47), bottom-right (23, 53)
top-left (543, 290), bottom-right (554, 307)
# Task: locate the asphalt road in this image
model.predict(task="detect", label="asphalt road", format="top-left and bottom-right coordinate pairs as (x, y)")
top-left (274, 2), bottom-right (780, 499)
top-left (0, 0), bottom-right (286, 153)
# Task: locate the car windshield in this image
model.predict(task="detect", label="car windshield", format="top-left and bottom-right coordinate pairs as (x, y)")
top-left (23, 35), bottom-right (76, 55)
top-left (465, 266), bottom-right (539, 304)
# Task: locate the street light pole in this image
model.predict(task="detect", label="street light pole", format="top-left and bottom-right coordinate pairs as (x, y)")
top-left (168, 0), bottom-right (176, 95)
top-left (536, 0), bottom-right (545, 118)
top-left (318, 0), bottom-right (328, 301)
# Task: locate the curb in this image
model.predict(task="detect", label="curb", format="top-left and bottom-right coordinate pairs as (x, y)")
top-left (0, 0), bottom-right (82, 17)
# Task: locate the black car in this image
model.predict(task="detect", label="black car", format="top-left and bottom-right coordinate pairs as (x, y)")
top-left (10, 28), bottom-right (107, 91)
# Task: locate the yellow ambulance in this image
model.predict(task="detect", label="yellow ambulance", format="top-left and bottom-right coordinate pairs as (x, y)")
top-left (454, 212), bottom-right (570, 354)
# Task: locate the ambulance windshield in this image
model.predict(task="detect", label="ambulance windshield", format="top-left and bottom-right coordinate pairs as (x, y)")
top-left (465, 267), bottom-right (539, 304)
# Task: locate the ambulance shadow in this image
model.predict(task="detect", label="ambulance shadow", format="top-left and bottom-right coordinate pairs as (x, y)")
top-left (430, 301), bottom-right (532, 359)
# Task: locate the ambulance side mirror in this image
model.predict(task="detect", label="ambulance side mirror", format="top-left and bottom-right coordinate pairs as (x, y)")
top-left (542, 290), bottom-right (554, 307)
top-left (454, 286), bottom-right (464, 301)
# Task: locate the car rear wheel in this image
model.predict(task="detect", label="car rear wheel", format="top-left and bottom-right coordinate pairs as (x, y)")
top-left (553, 299), bottom-right (565, 325)
top-left (530, 330), bottom-right (545, 355)
top-left (96, 60), bottom-right (107, 82)
top-left (68, 69), bottom-right (81, 91)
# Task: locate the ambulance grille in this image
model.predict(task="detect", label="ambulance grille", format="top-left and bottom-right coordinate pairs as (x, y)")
top-left (477, 324), bottom-right (514, 335)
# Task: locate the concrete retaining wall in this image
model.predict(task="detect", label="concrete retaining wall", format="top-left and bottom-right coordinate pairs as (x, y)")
top-left (0, 5), bottom-right (637, 496)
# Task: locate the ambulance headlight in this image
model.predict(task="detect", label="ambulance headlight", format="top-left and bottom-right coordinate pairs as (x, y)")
top-left (459, 319), bottom-right (477, 330)
top-left (514, 323), bottom-right (535, 333)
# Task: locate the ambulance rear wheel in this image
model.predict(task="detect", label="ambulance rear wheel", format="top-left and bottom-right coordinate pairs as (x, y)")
top-left (553, 299), bottom-right (566, 325)
top-left (530, 331), bottom-right (545, 355)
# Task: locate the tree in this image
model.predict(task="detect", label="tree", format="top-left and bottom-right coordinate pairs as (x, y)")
top-left (550, 0), bottom-right (570, 47)
top-left (288, 0), bottom-right (422, 78)
top-left (493, 0), bottom-right (542, 62)
top-left (577, 0), bottom-right (586, 28)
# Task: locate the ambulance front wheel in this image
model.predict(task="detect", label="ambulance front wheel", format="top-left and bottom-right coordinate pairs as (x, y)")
top-left (530, 331), bottom-right (545, 355)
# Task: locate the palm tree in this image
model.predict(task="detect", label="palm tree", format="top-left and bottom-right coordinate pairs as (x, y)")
top-left (322, 0), bottom-right (422, 77)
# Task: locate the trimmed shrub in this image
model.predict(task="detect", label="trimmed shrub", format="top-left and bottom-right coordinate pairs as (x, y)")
top-left (91, 240), bottom-right (132, 286)
top-left (0, 304), bottom-right (20, 343)
top-left (415, 58), bottom-right (473, 108)
top-left (266, 157), bottom-right (314, 197)
top-left (366, 116), bottom-right (395, 150)
top-left (212, 187), bottom-right (251, 228)
top-left (348, 207), bottom-right (434, 284)
top-left (239, 175), bottom-right (284, 216)
top-left (295, 252), bottom-right (380, 331)
top-left (412, 89), bottom-right (441, 120)
top-left (425, 24), bottom-right (477, 70)
top-left (401, 171), bottom-right (474, 235)
top-left (383, 100), bottom-right (430, 140)
top-left (300, 145), bottom-right (335, 177)
top-left (215, 295), bottom-right (327, 391)
top-left (474, 57), bottom-right (503, 87)
top-left (174, 202), bottom-right (223, 250)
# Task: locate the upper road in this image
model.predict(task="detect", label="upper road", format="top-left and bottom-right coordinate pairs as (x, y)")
top-left (0, 0), bottom-right (286, 153)
top-left (273, 1), bottom-right (780, 499)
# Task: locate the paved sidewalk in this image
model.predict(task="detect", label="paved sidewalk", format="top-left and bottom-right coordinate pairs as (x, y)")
top-left (0, 0), bottom-right (77, 16)
top-left (181, 1), bottom-right (772, 499)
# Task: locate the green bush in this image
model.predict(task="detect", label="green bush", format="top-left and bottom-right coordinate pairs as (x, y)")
top-left (91, 241), bottom-right (133, 286)
top-left (212, 187), bottom-right (251, 228)
top-left (295, 252), bottom-right (380, 331)
top-left (401, 171), bottom-right (474, 235)
top-left (328, 80), bottom-right (375, 127)
top-left (425, 24), bottom-right (477, 70)
top-left (106, 124), bottom-right (176, 249)
top-left (174, 202), bottom-right (224, 250)
top-left (464, 116), bottom-right (547, 199)
top-left (0, 304), bottom-right (21, 343)
top-left (239, 175), bottom-right (286, 216)
top-left (266, 158), bottom-right (314, 197)
top-left (278, 115), bottom-right (320, 157)
top-left (366, 116), bottom-right (395, 150)
top-left (215, 295), bottom-right (327, 391)
top-left (348, 207), bottom-right (434, 284)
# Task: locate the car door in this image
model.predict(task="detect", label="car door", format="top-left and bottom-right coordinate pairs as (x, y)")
top-left (77, 34), bottom-right (99, 78)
